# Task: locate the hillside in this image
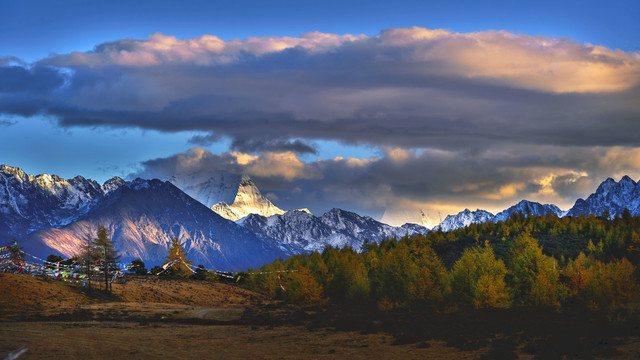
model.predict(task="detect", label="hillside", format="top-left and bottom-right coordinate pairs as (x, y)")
top-left (0, 273), bottom-right (265, 320)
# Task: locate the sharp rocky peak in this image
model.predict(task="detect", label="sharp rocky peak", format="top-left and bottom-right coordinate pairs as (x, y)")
top-left (567, 175), bottom-right (640, 217)
top-left (239, 174), bottom-right (254, 186)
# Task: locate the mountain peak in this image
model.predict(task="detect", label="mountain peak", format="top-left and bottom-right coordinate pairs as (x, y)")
top-left (240, 174), bottom-right (253, 186)
top-left (211, 175), bottom-right (285, 221)
top-left (102, 176), bottom-right (127, 194)
top-left (169, 170), bottom-right (241, 208)
top-left (435, 208), bottom-right (494, 232)
top-left (494, 200), bottom-right (563, 222)
top-left (567, 175), bottom-right (640, 217)
top-left (620, 175), bottom-right (636, 187)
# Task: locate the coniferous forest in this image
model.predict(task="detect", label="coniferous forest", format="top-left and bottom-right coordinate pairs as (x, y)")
top-left (244, 212), bottom-right (640, 318)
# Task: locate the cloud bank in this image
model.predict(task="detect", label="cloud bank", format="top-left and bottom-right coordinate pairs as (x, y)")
top-left (131, 147), bottom-right (640, 226)
top-left (1, 27), bottom-right (638, 152)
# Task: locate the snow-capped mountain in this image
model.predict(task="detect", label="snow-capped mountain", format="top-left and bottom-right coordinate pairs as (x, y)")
top-left (169, 171), bottom-right (241, 208)
top-left (22, 179), bottom-right (286, 271)
top-left (240, 208), bottom-right (429, 253)
top-left (494, 200), bottom-right (563, 222)
top-left (0, 165), bottom-right (126, 240)
top-left (211, 175), bottom-right (285, 221)
top-left (169, 171), bottom-right (285, 221)
top-left (102, 176), bottom-right (127, 194)
top-left (566, 175), bottom-right (640, 217)
top-left (434, 209), bottom-right (495, 232)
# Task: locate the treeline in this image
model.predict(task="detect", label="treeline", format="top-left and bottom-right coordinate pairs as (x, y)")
top-left (244, 213), bottom-right (640, 317)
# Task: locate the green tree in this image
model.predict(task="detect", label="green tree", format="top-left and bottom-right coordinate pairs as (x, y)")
top-left (449, 244), bottom-right (510, 309)
top-left (130, 259), bottom-right (147, 275)
top-left (507, 232), bottom-right (561, 307)
top-left (165, 237), bottom-right (193, 278)
top-left (150, 265), bottom-right (165, 276)
top-left (94, 225), bottom-right (120, 293)
top-left (45, 254), bottom-right (64, 268)
top-left (324, 248), bottom-right (370, 304)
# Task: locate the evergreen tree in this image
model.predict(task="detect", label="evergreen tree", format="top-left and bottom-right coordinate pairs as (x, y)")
top-left (78, 232), bottom-right (98, 289)
top-left (94, 225), bottom-right (120, 292)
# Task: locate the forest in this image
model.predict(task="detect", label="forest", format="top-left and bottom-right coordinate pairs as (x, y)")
top-left (243, 211), bottom-right (640, 318)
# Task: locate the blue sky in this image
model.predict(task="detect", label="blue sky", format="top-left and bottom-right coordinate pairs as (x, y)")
top-left (1, 0), bottom-right (639, 224)
top-left (3, 0), bottom-right (637, 61)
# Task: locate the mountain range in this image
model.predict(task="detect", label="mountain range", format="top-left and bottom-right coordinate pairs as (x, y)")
top-left (20, 178), bottom-right (286, 271)
top-left (4, 163), bottom-right (640, 270)
top-left (0, 165), bottom-right (425, 270)
top-left (240, 208), bottom-right (427, 253)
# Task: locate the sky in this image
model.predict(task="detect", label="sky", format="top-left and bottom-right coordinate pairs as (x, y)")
top-left (1, 0), bottom-right (639, 227)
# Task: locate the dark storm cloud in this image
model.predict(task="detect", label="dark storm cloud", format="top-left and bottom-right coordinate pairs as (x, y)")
top-left (229, 137), bottom-right (317, 154)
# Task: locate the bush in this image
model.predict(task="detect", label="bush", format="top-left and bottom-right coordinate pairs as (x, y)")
top-left (130, 259), bottom-right (147, 275)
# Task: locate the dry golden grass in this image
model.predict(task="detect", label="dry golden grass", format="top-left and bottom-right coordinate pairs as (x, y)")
top-left (1, 273), bottom-right (639, 359)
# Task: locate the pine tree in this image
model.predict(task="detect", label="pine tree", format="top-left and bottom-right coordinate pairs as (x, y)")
top-left (94, 225), bottom-right (120, 293)
top-left (78, 232), bottom-right (98, 289)
top-left (165, 237), bottom-right (193, 278)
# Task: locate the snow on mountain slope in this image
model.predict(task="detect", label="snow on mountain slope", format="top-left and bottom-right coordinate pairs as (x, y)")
top-left (0, 165), bottom-right (126, 240)
top-left (102, 176), bottom-right (127, 194)
top-left (22, 179), bottom-right (286, 271)
top-left (211, 176), bottom-right (285, 221)
top-left (494, 200), bottom-right (563, 222)
top-left (434, 209), bottom-right (495, 232)
top-left (169, 171), bottom-right (241, 208)
top-left (241, 208), bottom-right (428, 253)
top-left (566, 176), bottom-right (640, 217)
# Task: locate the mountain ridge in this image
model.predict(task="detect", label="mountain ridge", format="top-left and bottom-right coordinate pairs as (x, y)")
top-left (240, 208), bottom-right (429, 253)
top-left (21, 178), bottom-right (287, 271)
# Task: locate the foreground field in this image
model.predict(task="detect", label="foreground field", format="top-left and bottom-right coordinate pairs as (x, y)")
top-left (1, 273), bottom-right (639, 359)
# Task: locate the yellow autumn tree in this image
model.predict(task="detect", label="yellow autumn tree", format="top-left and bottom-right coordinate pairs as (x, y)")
top-left (449, 244), bottom-right (510, 309)
top-left (165, 237), bottom-right (193, 278)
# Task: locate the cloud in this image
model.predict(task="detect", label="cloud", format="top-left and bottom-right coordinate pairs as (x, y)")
top-left (0, 27), bottom-right (638, 155)
top-left (3, 27), bottom-right (640, 221)
top-left (131, 146), bottom-right (640, 223)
